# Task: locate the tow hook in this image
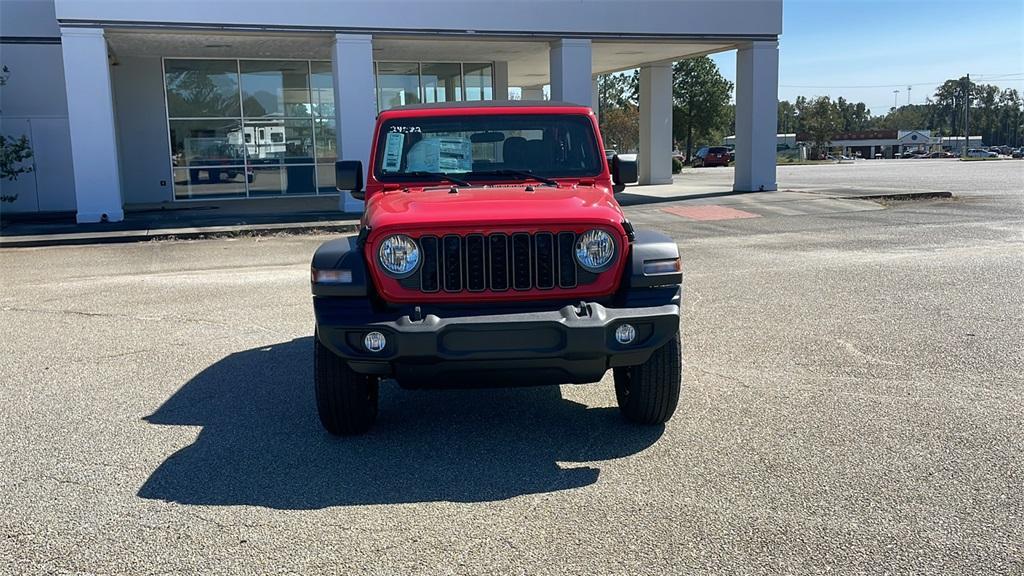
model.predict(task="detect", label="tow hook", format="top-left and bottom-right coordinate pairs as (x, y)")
top-left (574, 300), bottom-right (592, 318)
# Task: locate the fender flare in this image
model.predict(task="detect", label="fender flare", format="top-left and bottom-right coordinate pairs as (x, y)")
top-left (626, 229), bottom-right (682, 288)
top-left (310, 235), bottom-right (371, 297)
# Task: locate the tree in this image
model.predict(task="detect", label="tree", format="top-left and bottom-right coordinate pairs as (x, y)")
top-left (597, 71), bottom-right (638, 110)
top-left (0, 65), bottom-right (34, 204)
top-left (778, 100), bottom-right (798, 134)
top-left (600, 104), bottom-right (640, 152)
top-left (801, 96), bottom-right (840, 158)
top-left (877, 104), bottom-right (930, 131)
top-left (671, 57), bottom-right (733, 162)
top-left (597, 72), bottom-right (640, 152)
top-left (834, 97), bottom-right (872, 131)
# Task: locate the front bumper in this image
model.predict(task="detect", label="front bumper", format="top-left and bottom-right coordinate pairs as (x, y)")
top-left (314, 297), bottom-right (680, 387)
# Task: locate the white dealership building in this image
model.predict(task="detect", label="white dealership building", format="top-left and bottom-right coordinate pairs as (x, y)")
top-left (1, 0), bottom-right (782, 222)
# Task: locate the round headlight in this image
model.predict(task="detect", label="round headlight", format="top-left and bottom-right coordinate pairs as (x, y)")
top-left (575, 229), bottom-right (616, 271)
top-left (378, 234), bottom-right (420, 277)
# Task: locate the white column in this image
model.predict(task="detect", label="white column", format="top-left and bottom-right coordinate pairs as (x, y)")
top-left (492, 61), bottom-right (509, 100)
top-left (521, 86), bottom-right (545, 100)
top-left (332, 33), bottom-right (375, 212)
top-left (60, 27), bottom-right (123, 223)
top-left (638, 63), bottom-right (673, 185)
top-left (734, 41), bottom-right (779, 192)
top-left (549, 38), bottom-right (592, 106)
top-left (591, 76), bottom-right (600, 122)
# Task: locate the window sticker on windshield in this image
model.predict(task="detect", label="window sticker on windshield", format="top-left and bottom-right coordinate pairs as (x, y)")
top-left (406, 138), bottom-right (473, 173)
top-left (382, 132), bottom-right (405, 172)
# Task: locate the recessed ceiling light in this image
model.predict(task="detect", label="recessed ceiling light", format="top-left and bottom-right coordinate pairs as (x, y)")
top-left (205, 44), bottom-right (231, 48)
top-left (614, 50), bottom-right (644, 55)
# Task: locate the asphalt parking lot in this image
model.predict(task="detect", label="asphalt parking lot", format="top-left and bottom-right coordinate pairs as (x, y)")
top-left (1, 160), bottom-right (1022, 574)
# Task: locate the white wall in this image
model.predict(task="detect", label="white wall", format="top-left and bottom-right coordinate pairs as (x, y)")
top-left (0, 40), bottom-right (76, 214)
top-left (1, 0), bottom-right (59, 37)
top-left (111, 56), bottom-right (174, 205)
top-left (54, 0), bottom-right (782, 37)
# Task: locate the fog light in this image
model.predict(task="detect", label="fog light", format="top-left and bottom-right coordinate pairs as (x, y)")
top-left (615, 323), bottom-right (636, 344)
top-left (364, 331), bottom-right (387, 352)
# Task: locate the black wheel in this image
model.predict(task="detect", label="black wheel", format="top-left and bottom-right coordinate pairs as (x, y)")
top-left (614, 333), bottom-right (681, 424)
top-left (314, 334), bottom-right (379, 435)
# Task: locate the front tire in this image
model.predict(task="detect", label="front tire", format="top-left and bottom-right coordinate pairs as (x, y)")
top-left (614, 333), bottom-right (681, 425)
top-left (314, 334), bottom-right (379, 435)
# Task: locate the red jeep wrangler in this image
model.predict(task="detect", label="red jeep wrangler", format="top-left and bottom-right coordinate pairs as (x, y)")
top-left (311, 101), bottom-right (682, 435)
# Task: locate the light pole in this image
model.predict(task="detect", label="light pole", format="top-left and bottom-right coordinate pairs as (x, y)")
top-left (893, 89), bottom-right (900, 110)
top-left (963, 74), bottom-right (971, 157)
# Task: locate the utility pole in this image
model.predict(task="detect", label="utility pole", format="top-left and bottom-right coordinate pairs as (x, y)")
top-left (963, 74), bottom-right (971, 156)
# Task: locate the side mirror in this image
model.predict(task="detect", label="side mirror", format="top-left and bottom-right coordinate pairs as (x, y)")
top-left (611, 155), bottom-right (637, 192)
top-left (335, 160), bottom-right (365, 200)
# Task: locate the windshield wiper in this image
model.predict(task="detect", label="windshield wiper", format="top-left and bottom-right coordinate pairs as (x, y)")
top-left (402, 171), bottom-right (472, 187)
top-left (468, 169), bottom-right (559, 187)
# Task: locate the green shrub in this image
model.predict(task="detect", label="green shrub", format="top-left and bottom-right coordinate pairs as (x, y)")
top-left (671, 156), bottom-right (683, 174)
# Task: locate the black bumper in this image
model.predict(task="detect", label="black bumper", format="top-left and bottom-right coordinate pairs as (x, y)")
top-left (314, 295), bottom-right (680, 387)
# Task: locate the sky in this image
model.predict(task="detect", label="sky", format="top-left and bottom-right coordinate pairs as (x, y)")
top-left (709, 0), bottom-right (1024, 114)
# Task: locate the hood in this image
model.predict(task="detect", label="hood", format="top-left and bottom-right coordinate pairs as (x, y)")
top-left (364, 184), bottom-right (624, 233)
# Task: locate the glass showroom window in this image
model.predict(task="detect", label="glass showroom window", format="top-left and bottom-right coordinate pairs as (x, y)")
top-left (463, 63), bottom-right (494, 101)
top-left (165, 59), bottom-right (246, 199)
top-left (311, 61), bottom-right (338, 193)
top-left (376, 62), bottom-right (494, 111)
top-left (421, 63), bottom-right (462, 104)
top-left (240, 60), bottom-right (315, 196)
top-left (164, 59), bottom-right (337, 200)
top-left (376, 62), bottom-right (421, 111)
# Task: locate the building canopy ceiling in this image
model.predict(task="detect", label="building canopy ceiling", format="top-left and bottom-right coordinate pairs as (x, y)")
top-left (105, 31), bottom-right (736, 86)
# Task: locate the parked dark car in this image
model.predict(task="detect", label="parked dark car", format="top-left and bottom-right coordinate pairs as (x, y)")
top-left (692, 146), bottom-right (730, 167)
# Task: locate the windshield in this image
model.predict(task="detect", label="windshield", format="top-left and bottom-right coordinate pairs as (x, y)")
top-left (374, 113), bottom-right (602, 182)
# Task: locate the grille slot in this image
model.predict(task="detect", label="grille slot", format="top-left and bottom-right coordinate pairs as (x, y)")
top-left (534, 232), bottom-right (555, 289)
top-left (420, 235), bottom-right (440, 292)
top-left (442, 235), bottom-right (462, 291)
top-left (512, 233), bottom-right (532, 290)
top-left (557, 232), bottom-right (577, 288)
top-left (489, 234), bottom-right (509, 291)
top-left (465, 234), bottom-right (486, 291)
top-left (415, 231), bottom-right (578, 293)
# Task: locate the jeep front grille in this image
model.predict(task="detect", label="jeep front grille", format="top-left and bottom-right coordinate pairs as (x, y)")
top-left (417, 232), bottom-right (578, 293)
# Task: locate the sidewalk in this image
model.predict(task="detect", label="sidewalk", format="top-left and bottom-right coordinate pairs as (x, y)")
top-left (1, 197), bottom-right (361, 248)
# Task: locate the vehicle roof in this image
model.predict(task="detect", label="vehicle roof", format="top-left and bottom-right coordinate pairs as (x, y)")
top-left (379, 100), bottom-right (594, 117)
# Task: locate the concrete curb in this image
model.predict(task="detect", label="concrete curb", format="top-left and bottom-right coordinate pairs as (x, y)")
top-left (0, 220), bottom-right (360, 248)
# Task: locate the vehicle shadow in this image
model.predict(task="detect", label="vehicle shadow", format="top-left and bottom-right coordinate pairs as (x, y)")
top-left (138, 337), bottom-right (663, 509)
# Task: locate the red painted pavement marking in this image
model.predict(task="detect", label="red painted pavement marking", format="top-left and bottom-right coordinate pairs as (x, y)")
top-left (661, 205), bottom-right (761, 221)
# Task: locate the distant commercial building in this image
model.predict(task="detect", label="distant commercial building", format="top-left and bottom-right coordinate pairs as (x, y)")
top-left (934, 135), bottom-right (985, 151)
top-left (788, 130), bottom-right (984, 158)
top-left (724, 133), bottom-right (796, 150)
